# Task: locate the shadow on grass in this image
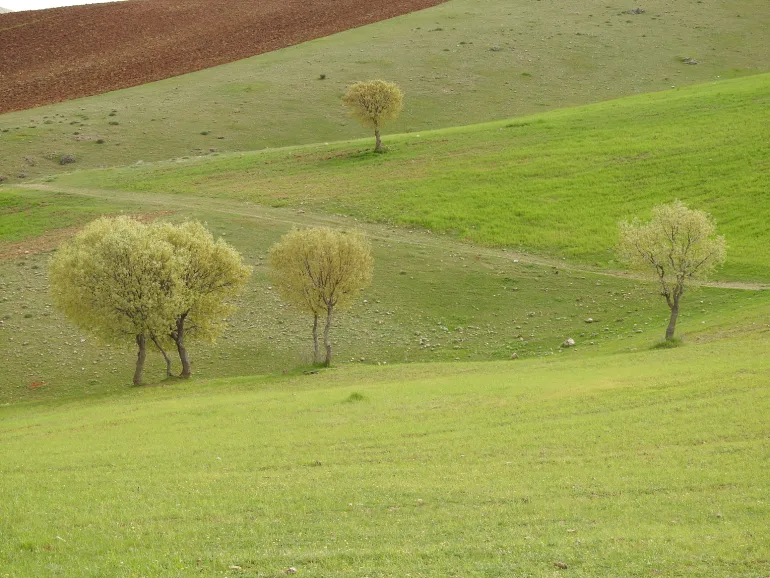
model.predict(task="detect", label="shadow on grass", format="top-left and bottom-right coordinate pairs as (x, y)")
top-left (652, 337), bottom-right (684, 350)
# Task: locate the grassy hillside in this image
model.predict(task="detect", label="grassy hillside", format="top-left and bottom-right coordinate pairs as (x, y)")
top-left (1, 0), bottom-right (769, 182)
top-left (8, 186), bottom-right (769, 404)
top-left (54, 74), bottom-right (770, 282)
top-left (2, 331), bottom-right (769, 577)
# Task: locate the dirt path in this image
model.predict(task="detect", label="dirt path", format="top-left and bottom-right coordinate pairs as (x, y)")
top-left (0, 0), bottom-right (447, 114)
top-left (17, 183), bottom-right (770, 292)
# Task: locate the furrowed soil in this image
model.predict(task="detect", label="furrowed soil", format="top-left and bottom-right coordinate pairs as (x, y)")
top-left (0, 0), bottom-right (446, 113)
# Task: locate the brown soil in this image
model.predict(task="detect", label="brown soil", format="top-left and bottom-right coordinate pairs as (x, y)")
top-left (0, 0), bottom-right (446, 114)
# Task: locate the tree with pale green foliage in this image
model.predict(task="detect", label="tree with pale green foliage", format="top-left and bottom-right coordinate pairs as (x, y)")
top-left (49, 216), bottom-right (182, 385)
top-left (50, 217), bottom-right (250, 385)
top-left (152, 221), bottom-right (251, 378)
top-left (617, 200), bottom-right (726, 341)
top-left (269, 228), bottom-right (373, 366)
top-left (342, 80), bottom-right (404, 153)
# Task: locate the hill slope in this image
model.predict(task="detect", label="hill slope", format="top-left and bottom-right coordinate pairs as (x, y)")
top-left (1, 332), bottom-right (768, 576)
top-left (0, 0), bottom-right (446, 113)
top-left (54, 74), bottom-right (770, 282)
top-left (1, 0), bottom-right (769, 181)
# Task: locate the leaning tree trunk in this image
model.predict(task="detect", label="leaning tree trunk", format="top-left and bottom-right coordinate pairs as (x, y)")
top-left (665, 297), bottom-right (680, 341)
top-left (173, 314), bottom-right (192, 378)
top-left (133, 334), bottom-right (147, 386)
top-left (323, 306), bottom-right (334, 367)
top-left (374, 125), bottom-right (382, 153)
top-left (150, 334), bottom-right (174, 377)
top-left (312, 313), bottom-right (320, 364)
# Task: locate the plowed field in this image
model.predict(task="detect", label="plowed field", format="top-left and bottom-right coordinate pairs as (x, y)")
top-left (0, 0), bottom-right (446, 114)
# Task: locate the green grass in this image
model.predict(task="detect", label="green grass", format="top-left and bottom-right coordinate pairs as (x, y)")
top-left (1, 0), bottom-right (769, 182)
top-left (53, 74), bottom-right (770, 282)
top-left (1, 331), bottom-right (768, 577)
top-left (3, 187), bottom-right (768, 405)
top-left (0, 188), bottom-right (130, 242)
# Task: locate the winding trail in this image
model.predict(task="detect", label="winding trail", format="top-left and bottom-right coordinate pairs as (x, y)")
top-left (17, 183), bottom-right (770, 292)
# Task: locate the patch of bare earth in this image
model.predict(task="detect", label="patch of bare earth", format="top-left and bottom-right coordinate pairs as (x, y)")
top-left (0, 0), bottom-right (447, 114)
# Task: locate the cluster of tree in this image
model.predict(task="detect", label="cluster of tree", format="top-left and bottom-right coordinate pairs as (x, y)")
top-left (49, 217), bottom-right (373, 383)
top-left (49, 217), bottom-right (251, 385)
top-left (617, 200), bottom-right (726, 341)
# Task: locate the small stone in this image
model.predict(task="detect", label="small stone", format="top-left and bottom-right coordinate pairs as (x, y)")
top-left (554, 561), bottom-right (568, 569)
top-left (510, 353), bottom-right (519, 359)
top-left (585, 318), bottom-right (594, 323)
top-left (562, 338), bottom-right (575, 348)
top-left (286, 568), bottom-right (297, 575)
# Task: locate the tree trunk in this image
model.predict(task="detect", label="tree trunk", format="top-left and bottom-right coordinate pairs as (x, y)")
top-left (312, 312), bottom-right (319, 364)
top-left (174, 314), bottom-right (192, 378)
top-left (665, 298), bottom-right (680, 341)
top-left (323, 306), bottom-right (334, 367)
top-left (150, 334), bottom-right (174, 377)
top-left (133, 334), bottom-right (147, 386)
top-left (374, 128), bottom-right (382, 153)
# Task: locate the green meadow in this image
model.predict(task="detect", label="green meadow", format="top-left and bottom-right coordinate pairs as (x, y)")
top-left (1, 0), bottom-right (770, 182)
top-left (54, 74), bottom-right (770, 282)
top-left (1, 331), bottom-right (769, 577)
top-left (1, 2), bottom-right (769, 576)
top-left (9, 186), bottom-right (769, 405)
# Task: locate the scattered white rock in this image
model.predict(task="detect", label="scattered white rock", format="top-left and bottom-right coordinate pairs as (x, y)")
top-left (562, 338), bottom-right (575, 348)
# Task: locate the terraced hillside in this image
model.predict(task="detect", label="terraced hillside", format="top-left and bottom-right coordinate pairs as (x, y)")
top-left (0, 0), bottom-right (446, 113)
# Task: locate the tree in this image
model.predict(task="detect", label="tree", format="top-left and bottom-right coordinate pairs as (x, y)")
top-left (49, 216), bottom-right (182, 385)
top-left (269, 228), bottom-right (373, 366)
top-left (342, 80), bottom-right (404, 153)
top-left (152, 221), bottom-right (251, 378)
top-left (617, 201), bottom-right (726, 341)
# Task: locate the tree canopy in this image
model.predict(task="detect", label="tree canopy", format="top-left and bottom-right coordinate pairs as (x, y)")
top-left (49, 216), bottom-right (182, 384)
top-left (618, 200), bottom-right (726, 340)
top-left (342, 80), bottom-right (404, 152)
top-left (49, 217), bottom-right (250, 384)
top-left (269, 228), bottom-right (373, 365)
top-left (152, 220), bottom-right (251, 377)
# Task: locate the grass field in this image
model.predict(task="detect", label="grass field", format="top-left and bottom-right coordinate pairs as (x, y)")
top-left (1, 0), bottom-right (769, 182)
top-left (1, 330), bottom-right (769, 577)
top-left (1, 4), bottom-right (768, 574)
top-left (52, 74), bottom-right (770, 282)
top-left (8, 187), bottom-right (768, 405)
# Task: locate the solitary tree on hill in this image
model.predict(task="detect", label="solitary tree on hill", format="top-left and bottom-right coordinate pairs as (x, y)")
top-left (342, 80), bottom-right (404, 153)
top-left (617, 200), bottom-right (726, 342)
top-left (49, 217), bottom-right (181, 385)
top-left (269, 228), bottom-right (373, 366)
